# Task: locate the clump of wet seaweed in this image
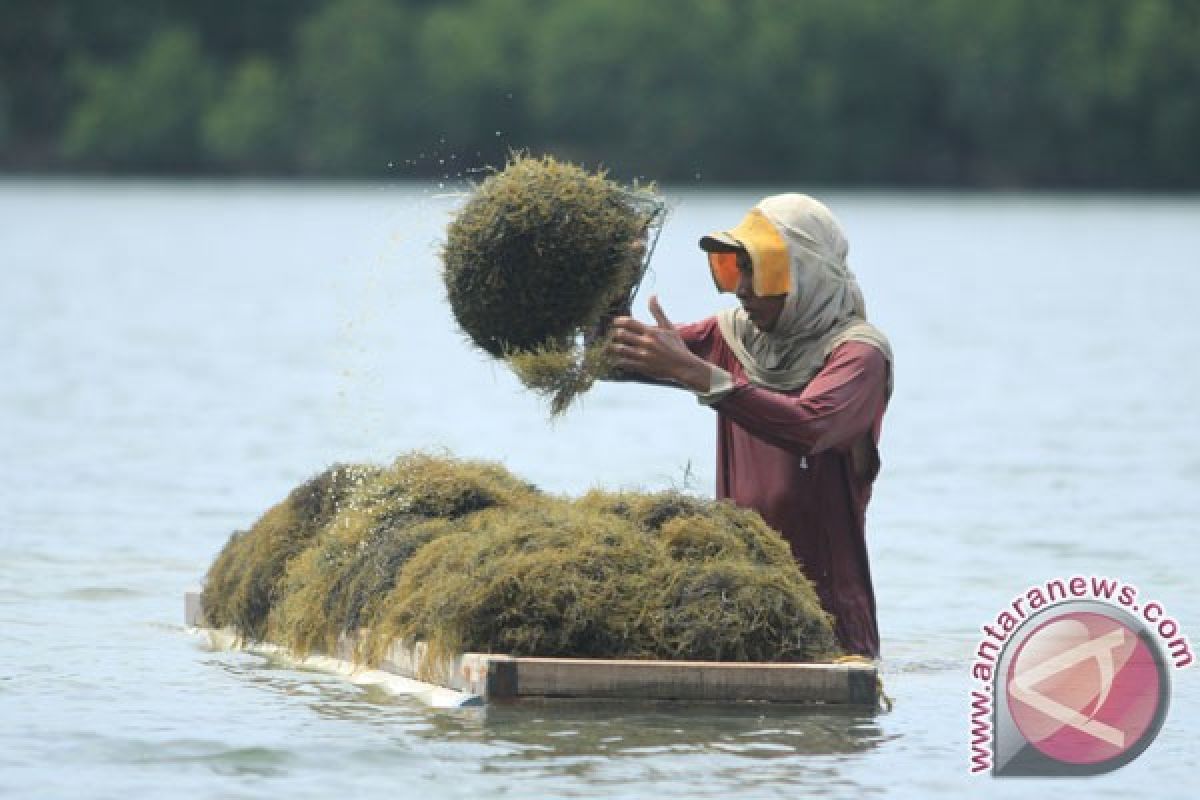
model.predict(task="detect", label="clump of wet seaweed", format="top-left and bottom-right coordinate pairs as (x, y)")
top-left (654, 560), bottom-right (837, 662)
top-left (580, 489), bottom-right (798, 567)
top-left (570, 490), bottom-right (837, 661)
top-left (202, 452), bottom-right (840, 668)
top-left (202, 463), bottom-right (379, 640)
top-left (267, 452), bottom-right (539, 656)
top-left (442, 153), bottom-right (664, 414)
top-left (363, 502), bottom-right (666, 668)
top-left (506, 340), bottom-right (616, 416)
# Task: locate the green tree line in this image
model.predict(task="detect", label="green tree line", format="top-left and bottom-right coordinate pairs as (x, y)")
top-left (2, 0), bottom-right (1198, 187)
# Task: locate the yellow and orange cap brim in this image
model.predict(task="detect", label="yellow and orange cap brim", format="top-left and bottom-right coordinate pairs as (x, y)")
top-left (701, 209), bottom-right (790, 295)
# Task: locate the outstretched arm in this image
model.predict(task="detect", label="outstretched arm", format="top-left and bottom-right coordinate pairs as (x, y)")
top-left (710, 342), bottom-right (888, 456)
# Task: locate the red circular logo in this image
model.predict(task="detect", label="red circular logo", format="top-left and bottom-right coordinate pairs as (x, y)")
top-left (1005, 611), bottom-right (1162, 765)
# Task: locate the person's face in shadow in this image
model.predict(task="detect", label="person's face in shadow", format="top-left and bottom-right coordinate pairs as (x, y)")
top-left (734, 250), bottom-right (787, 333)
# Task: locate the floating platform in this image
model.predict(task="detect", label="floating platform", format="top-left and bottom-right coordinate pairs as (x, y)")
top-left (185, 591), bottom-right (878, 708)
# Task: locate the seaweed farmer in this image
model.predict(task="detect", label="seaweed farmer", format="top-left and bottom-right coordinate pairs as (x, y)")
top-left (607, 194), bottom-right (893, 658)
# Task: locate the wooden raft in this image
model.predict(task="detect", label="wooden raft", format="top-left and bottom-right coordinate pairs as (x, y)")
top-left (185, 591), bottom-right (878, 707)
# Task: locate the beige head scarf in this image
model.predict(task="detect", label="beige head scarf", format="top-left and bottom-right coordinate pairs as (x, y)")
top-left (702, 193), bottom-right (893, 396)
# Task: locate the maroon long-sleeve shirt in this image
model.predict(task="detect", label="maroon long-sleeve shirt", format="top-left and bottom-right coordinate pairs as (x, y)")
top-left (676, 316), bottom-right (890, 658)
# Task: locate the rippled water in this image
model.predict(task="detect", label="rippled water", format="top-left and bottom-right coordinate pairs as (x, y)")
top-left (2, 182), bottom-right (1197, 798)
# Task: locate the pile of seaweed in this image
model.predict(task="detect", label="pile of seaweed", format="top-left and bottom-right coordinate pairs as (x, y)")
top-left (202, 453), bottom-right (840, 671)
top-left (441, 153), bottom-right (665, 414)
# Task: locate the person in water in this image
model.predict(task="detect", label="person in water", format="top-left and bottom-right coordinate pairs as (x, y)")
top-left (608, 193), bottom-right (893, 658)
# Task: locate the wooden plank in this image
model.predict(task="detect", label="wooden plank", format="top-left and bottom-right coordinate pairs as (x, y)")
top-left (185, 591), bottom-right (877, 706)
top-left (374, 637), bottom-right (504, 699)
top-left (503, 657), bottom-right (875, 705)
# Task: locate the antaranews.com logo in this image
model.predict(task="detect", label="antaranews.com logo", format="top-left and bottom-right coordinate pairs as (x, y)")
top-left (969, 575), bottom-right (1192, 776)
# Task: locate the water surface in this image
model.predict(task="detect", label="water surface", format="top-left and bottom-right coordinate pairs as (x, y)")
top-left (2, 182), bottom-right (1197, 798)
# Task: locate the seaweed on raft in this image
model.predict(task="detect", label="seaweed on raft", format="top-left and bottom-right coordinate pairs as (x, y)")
top-left (364, 495), bottom-right (840, 674)
top-left (265, 452), bottom-right (539, 656)
top-left (651, 560), bottom-right (839, 663)
top-left (201, 463), bottom-right (379, 641)
top-left (363, 501), bottom-right (664, 672)
top-left (201, 452), bottom-right (841, 672)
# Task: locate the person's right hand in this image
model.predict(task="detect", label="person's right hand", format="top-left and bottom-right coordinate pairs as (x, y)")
top-left (607, 295), bottom-right (711, 391)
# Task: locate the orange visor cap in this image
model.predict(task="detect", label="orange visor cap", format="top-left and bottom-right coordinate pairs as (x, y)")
top-left (699, 209), bottom-right (790, 296)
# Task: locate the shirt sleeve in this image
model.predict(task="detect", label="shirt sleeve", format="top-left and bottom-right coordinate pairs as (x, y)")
top-left (695, 366), bottom-right (735, 405)
top-left (708, 341), bottom-right (888, 456)
top-left (675, 316), bottom-right (720, 359)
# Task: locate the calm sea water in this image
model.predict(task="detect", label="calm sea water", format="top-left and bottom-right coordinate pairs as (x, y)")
top-left (2, 182), bottom-right (1197, 799)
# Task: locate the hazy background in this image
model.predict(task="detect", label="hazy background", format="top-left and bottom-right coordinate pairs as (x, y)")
top-left (2, 0), bottom-right (1198, 188)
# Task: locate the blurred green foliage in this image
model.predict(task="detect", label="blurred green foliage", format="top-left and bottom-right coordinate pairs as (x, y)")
top-left (202, 58), bottom-right (292, 170)
top-left (291, 0), bottom-right (422, 172)
top-left (61, 28), bottom-right (215, 169)
top-left (1, 0), bottom-right (1198, 186)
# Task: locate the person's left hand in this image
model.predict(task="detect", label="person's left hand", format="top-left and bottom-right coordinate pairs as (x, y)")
top-left (607, 295), bottom-right (712, 391)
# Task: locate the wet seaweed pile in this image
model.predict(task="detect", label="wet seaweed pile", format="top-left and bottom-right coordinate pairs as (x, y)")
top-left (202, 454), bottom-right (840, 669)
top-left (442, 154), bottom-right (664, 414)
